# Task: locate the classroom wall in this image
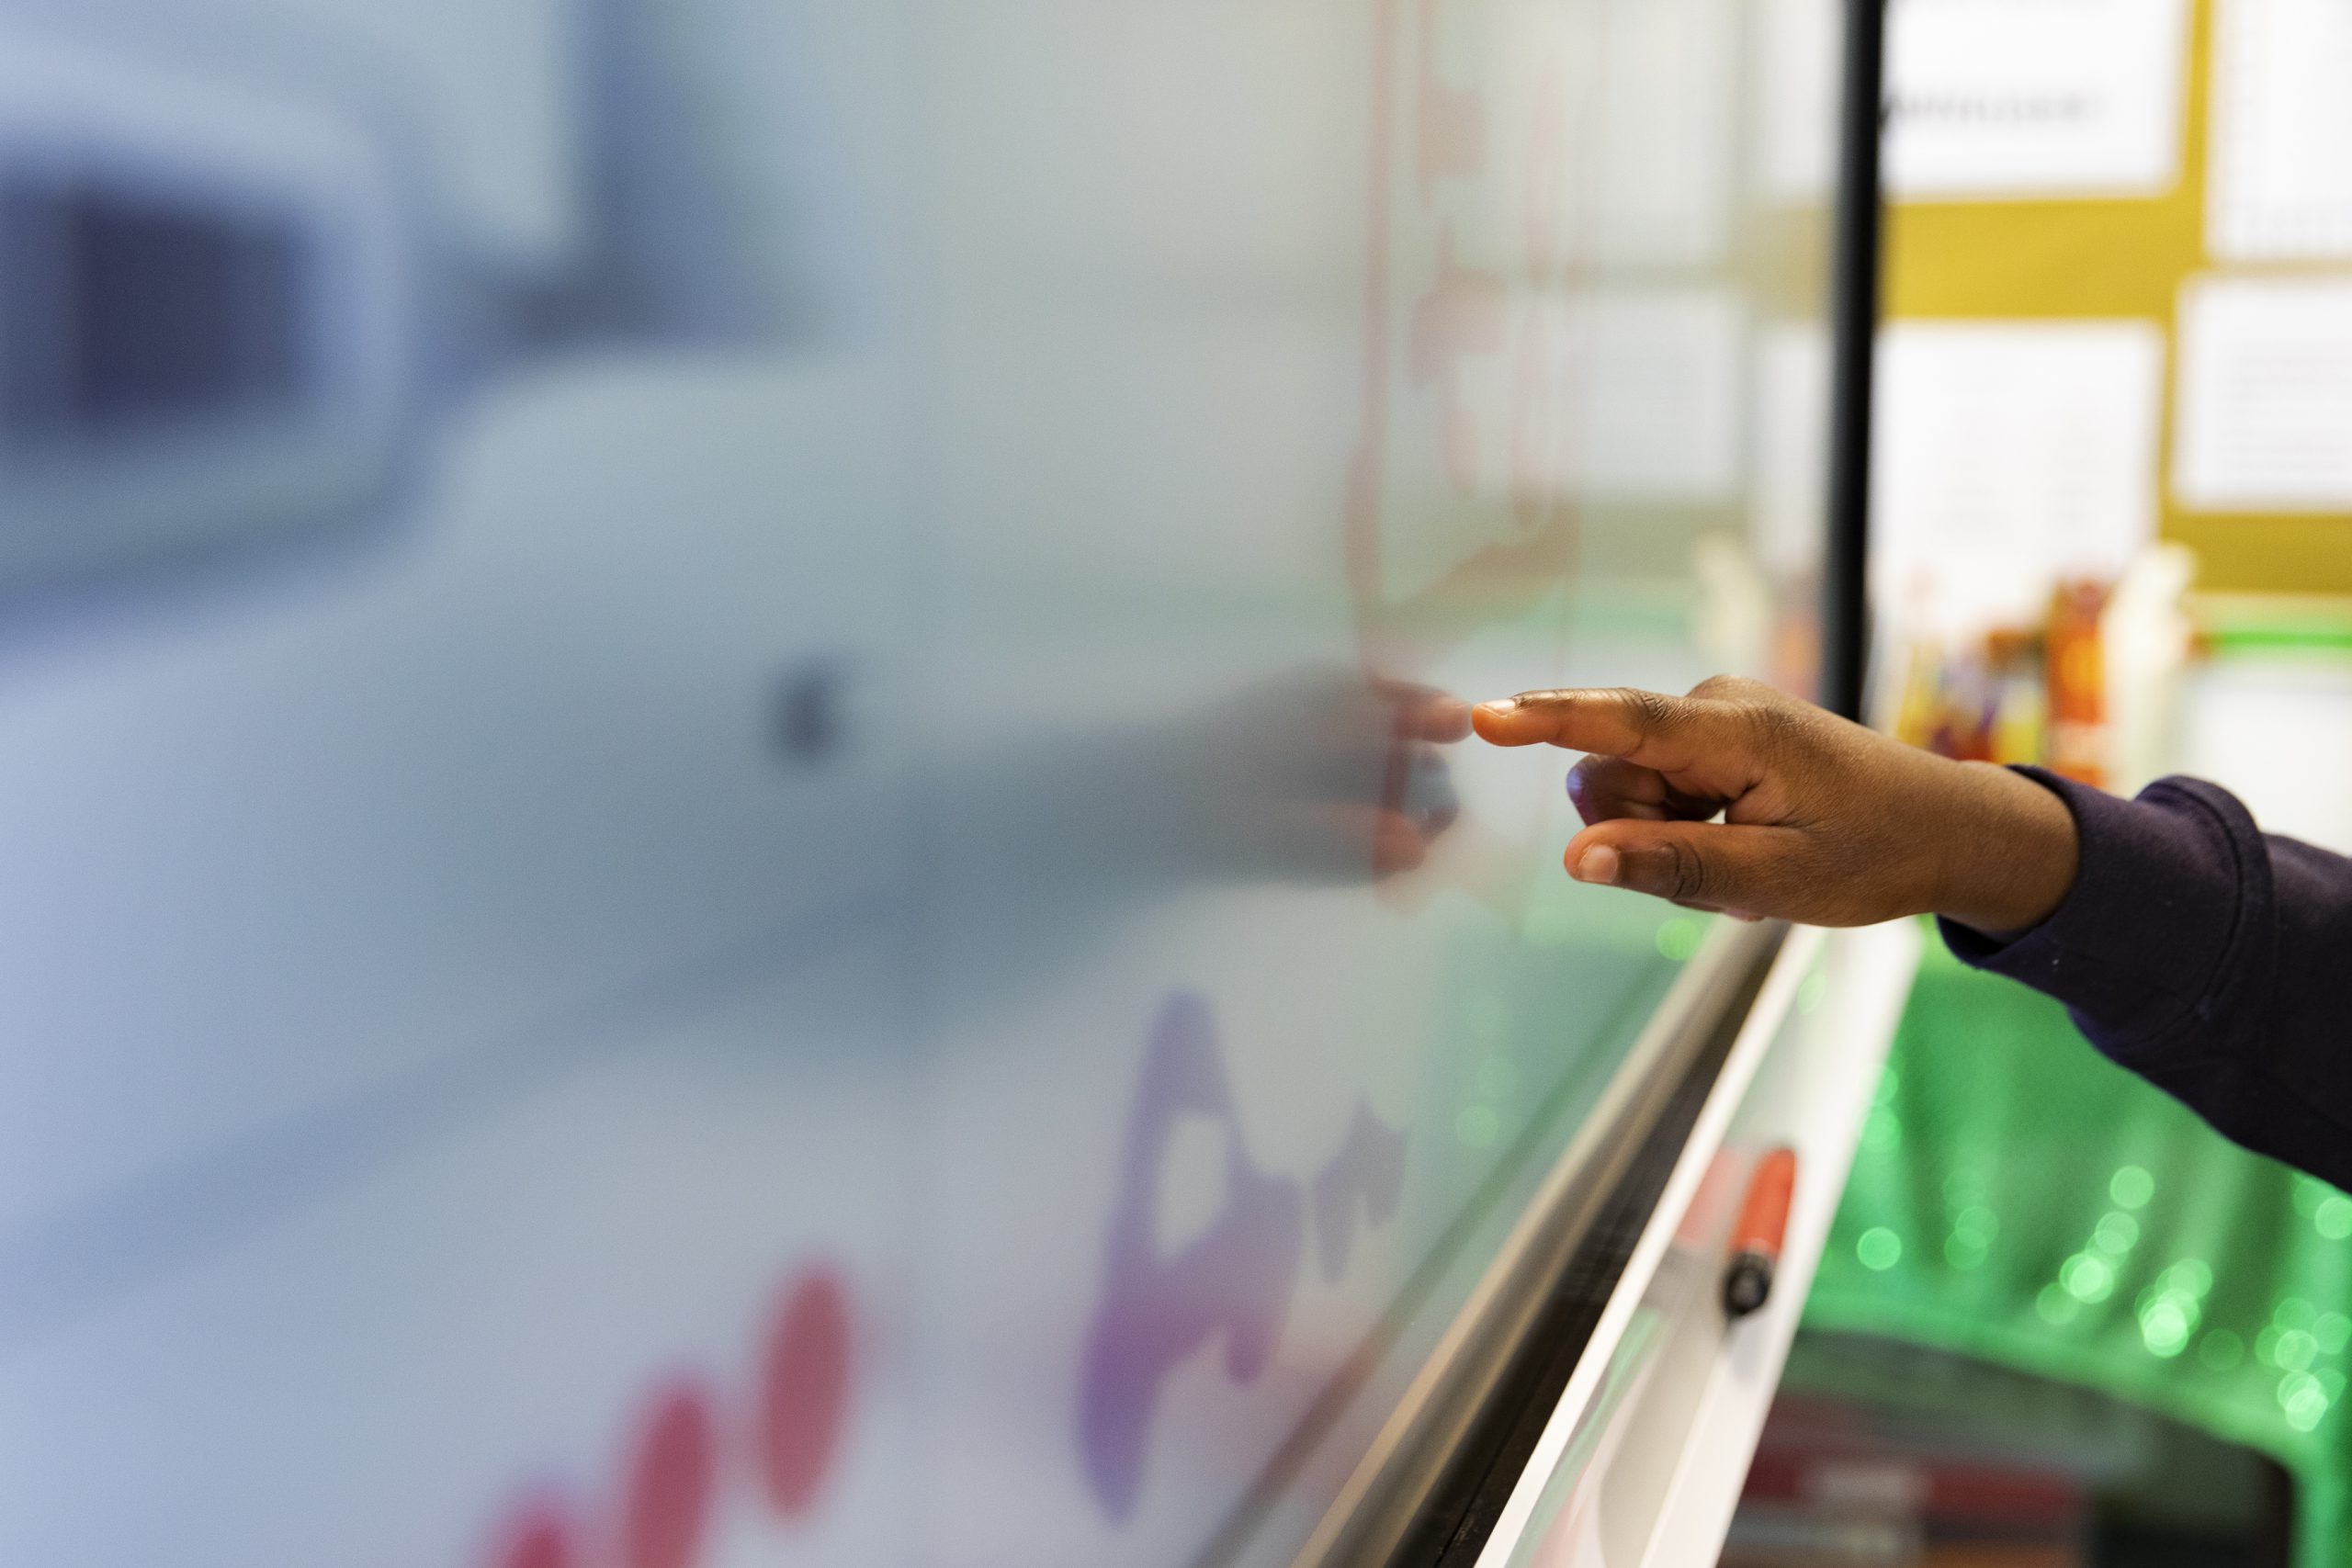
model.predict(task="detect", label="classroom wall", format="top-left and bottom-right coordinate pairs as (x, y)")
top-left (1882, 0), bottom-right (2352, 597)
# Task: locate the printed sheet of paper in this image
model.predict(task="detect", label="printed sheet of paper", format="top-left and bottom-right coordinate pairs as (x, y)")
top-left (1883, 0), bottom-right (2189, 200)
top-left (1873, 321), bottom-right (2165, 633)
top-left (2176, 276), bottom-right (2352, 511)
top-left (2209, 0), bottom-right (2352, 258)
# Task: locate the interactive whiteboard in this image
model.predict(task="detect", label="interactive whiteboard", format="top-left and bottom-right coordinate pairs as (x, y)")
top-left (0, 0), bottom-right (1849, 1562)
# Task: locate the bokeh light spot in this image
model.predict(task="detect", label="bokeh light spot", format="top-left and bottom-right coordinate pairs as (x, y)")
top-left (2160, 1259), bottom-right (2214, 1300)
top-left (2281, 1372), bottom-right (2330, 1432)
top-left (2093, 1211), bottom-right (2140, 1256)
top-left (2060, 1253), bottom-right (2115, 1303)
top-left (2109, 1166), bottom-right (2155, 1211)
top-left (2141, 1298), bottom-right (2191, 1358)
top-left (1860, 1107), bottom-right (1903, 1154)
top-left (1475, 1055), bottom-right (1519, 1100)
top-left (1857, 1227), bottom-right (1903, 1271)
top-left (1656, 918), bottom-right (1702, 961)
top-left (1798, 971), bottom-right (1828, 1014)
top-left (2199, 1330), bottom-right (2246, 1372)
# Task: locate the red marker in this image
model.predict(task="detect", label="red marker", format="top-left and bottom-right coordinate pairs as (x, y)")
top-left (1722, 1146), bottom-right (1797, 1319)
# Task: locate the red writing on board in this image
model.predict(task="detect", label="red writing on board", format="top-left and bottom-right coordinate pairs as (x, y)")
top-left (479, 1265), bottom-right (852, 1568)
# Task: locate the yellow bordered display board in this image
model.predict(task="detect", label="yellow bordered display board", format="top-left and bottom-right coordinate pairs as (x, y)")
top-left (1886, 0), bottom-right (2352, 595)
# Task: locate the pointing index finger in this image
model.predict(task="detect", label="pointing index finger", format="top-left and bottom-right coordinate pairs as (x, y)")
top-left (1471, 687), bottom-right (1731, 772)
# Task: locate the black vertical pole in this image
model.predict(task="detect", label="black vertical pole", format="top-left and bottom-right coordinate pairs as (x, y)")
top-left (1824, 0), bottom-right (1886, 724)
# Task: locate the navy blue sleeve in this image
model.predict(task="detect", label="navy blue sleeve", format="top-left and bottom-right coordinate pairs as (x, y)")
top-left (1940, 767), bottom-right (2352, 1190)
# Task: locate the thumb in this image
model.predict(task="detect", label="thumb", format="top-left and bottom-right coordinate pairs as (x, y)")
top-left (1566, 818), bottom-right (1812, 919)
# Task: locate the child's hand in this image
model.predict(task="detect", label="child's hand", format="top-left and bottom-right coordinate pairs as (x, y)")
top-left (1472, 676), bottom-right (2080, 932)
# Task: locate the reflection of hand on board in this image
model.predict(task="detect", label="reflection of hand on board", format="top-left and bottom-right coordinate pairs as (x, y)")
top-left (955, 664), bottom-right (1470, 891)
top-left (1342, 0), bottom-right (1620, 927)
top-left (914, 664), bottom-right (1475, 1031)
top-left (1211, 670), bottom-right (1471, 883)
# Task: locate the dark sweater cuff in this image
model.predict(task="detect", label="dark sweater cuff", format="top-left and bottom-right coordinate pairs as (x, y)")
top-left (1938, 767), bottom-right (2266, 1059)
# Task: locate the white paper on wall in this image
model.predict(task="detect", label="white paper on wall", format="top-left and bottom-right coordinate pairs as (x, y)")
top-left (2175, 275), bottom-right (2352, 512)
top-left (2181, 660), bottom-right (2352, 855)
top-left (1883, 0), bottom-right (2189, 201)
top-left (1872, 321), bottom-right (2165, 634)
top-left (2209, 0), bottom-right (2352, 259)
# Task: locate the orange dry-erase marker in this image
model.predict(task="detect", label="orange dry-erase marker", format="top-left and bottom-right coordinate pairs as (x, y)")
top-left (1722, 1146), bottom-right (1797, 1319)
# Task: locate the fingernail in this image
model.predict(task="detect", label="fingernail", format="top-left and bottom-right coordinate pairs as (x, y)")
top-left (1479, 698), bottom-right (1518, 715)
top-left (1573, 845), bottom-right (1621, 886)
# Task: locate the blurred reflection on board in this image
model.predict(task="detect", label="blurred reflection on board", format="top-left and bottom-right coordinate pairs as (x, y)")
top-left (0, 0), bottom-right (1846, 1564)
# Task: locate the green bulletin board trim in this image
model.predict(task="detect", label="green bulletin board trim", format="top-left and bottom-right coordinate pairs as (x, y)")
top-left (2197, 593), bottom-right (2352, 656)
